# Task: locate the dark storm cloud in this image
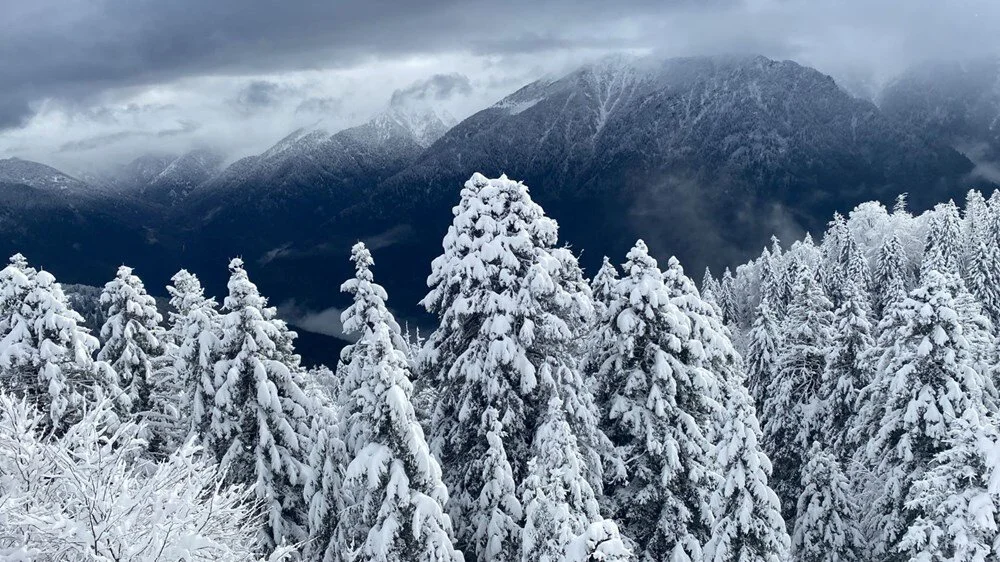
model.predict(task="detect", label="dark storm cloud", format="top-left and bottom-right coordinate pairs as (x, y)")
top-left (235, 81), bottom-right (284, 109)
top-left (0, 0), bottom-right (712, 120)
top-left (390, 74), bottom-right (473, 107)
top-left (0, 95), bottom-right (33, 131)
top-left (3, 0), bottom-right (1000, 162)
top-left (56, 121), bottom-right (201, 152)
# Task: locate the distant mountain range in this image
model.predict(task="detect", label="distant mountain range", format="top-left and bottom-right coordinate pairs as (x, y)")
top-left (0, 54), bottom-right (995, 356)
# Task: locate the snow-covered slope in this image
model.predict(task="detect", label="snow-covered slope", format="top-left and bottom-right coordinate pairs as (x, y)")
top-left (879, 58), bottom-right (1000, 169)
top-left (0, 158), bottom-right (92, 192)
top-left (146, 149), bottom-right (224, 203)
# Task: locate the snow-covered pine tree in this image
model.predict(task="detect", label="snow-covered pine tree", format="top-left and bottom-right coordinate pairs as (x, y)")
top-left (592, 240), bottom-right (717, 560)
top-left (899, 409), bottom-right (1000, 561)
top-left (0, 254), bottom-right (34, 342)
top-left (761, 258), bottom-right (834, 521)
top-left (473, 408), bottom-right (522, 562)
top-left (592, 257), bottom-right (620, 319)
top-left (210, 258), bottom-right (313, 551)
top-left (701, 267), bottom-right (720, 304)
top-left (832, 228), bottom-right (871, 306)
top-left (166, 269), bottom-right (222, 439)
top-left (744, 298), bottom-right (783, 409)
top-left (819, 213), bottom-right (847, 300)
top-left (872, 232), bottom-right (908, 319)
top-left (818, 279), bottom-right (874, 460)
top-left (337, 242), bottom-right (462, 561)
top-left (719, 267), bottom-right (738, 325)
top-left (661, 252), bottom-right (789, 562)
top-left (97, 266), bottom-right (165, 420)
top-left (965, 211), bottom-right (1000, 325)
top-left (921, 201), bottom-right (964, 278)
top-left (791, 443), bottom-right (863, 562)
top-left (521, 396), bottom-right (604, 562)
top-left (419, 173), bottom-right (610, 557)
top-left (303, 395), bottom-right (345, 562)
top-left (705, 353), bottom-right (790, 562)
top-left (858, 269), bottom-right (993, 561)
top-left (962, 189), bottom-right (989, 271)
top-left (758, 247), bottom-right (780, 309)
top-left (0, 263), bottom-right (122, 431)
top-left (771, 237), bottom-right (793, 315)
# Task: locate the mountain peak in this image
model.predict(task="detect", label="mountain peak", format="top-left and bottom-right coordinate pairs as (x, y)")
top-left (0, 157), bottom-right (91, 191)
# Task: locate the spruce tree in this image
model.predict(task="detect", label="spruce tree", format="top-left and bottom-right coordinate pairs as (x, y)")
top-left (761, 259), bottom-right (834, 521)
top-left (769, 236), bottom-right (789, 316)
top-left (921, 201), bottom-right (964, 278)
top-left (705, 361), bottom-right (790, 562)
top-left (419, 173), bottom-right (610, 557)
top-left (0, 263), bottom-right (122, 431)
top-left (718, 267), bottom-right (738, 325)
top-left (521, 396), bottom-right (603, 562)
top-left (791, 443), bottom-right (863, 562)
top-left (473, 408), bottom-right (522, 562)
top-left (303, 397), bottom-right (345, 562)
top-left (833, 228), bottom-right (871, 305)
top-left (962, 189), bottom-right (989, 270)
top-left (701, 267), bottom-right (721, 307)
top-left (820, 213), bottom-right (847, 300)
top-left (337, 243), bottom-right (462, 562)
top-left (592, 256), bottom-right (620, 319)
top-left (210, 258), bottom-right (313, 550)
top-left (165, 269), bottom-right (221, 438)
top-left (965, 213), bottom-right (1000, 325)
top-left (872, 232), bottom-right (908, 319)
top-left (97, 266), bottom-right (165, 418)
top-left (744, 298), bottom-right (783, 408)
top-left (818, 279), bottom-right (874, 459)
top-left (758, 247), bottom-right (780, 309)
top-left (858, 270), bottom-right (993, 560)
top-left (0, 254), bottom-right (34, 340)
top-left (899, 410), bottom-right (1000, 561)
top-left (592, 240), bottom-right (718, 560)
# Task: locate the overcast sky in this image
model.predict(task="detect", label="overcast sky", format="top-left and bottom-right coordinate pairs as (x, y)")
top-left (1, 0), bottom-right (997, 173)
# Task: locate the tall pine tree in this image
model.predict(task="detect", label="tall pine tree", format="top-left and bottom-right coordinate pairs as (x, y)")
top-left (591, 240), bottom-right (718, 560)
top-left (210, 258), bottom-right (313, 551)
top-left (165, 269), bottom-right (221, 439)
top-left (791, 443), bottom-right (863, 562)
top-left (419, 173), bottom-right (609, 558)
top-left (900, 409), bottom-right (1000, 561)
top-left (337, 243), bottom-right (462, 561)
top-left (97, 266), bottom-right (165, 419)
top-left (761, 259), bottom-right (833, 521)
top-left (858, 270), bottom-right (993, 561)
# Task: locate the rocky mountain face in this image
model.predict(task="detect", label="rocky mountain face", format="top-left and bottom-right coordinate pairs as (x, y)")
top-left (0, 55), bottom-right (990, 348)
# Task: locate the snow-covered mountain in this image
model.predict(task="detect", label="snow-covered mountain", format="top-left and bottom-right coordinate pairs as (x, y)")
top-left (202, 103), bottom-right (453, 199)
top-left (879, 58), bottom-right (1000, 176)
top-left (367, 54), bottom-right (976, 279)
top-left (0, 158), bottom-right (92, 192)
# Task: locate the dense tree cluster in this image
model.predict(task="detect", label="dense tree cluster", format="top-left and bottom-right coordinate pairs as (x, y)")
top-left (1, 176), bottom-right (998, 560)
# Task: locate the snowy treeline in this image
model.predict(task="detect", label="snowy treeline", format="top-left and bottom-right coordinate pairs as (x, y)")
top-left (706, 191), bottom-right (1000, 561)
top-left (0, 174), bottom-right (996, 561)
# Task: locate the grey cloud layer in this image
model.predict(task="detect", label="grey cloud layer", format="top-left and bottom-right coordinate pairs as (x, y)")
top-left (2, 0), bottom-right (998, 166)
